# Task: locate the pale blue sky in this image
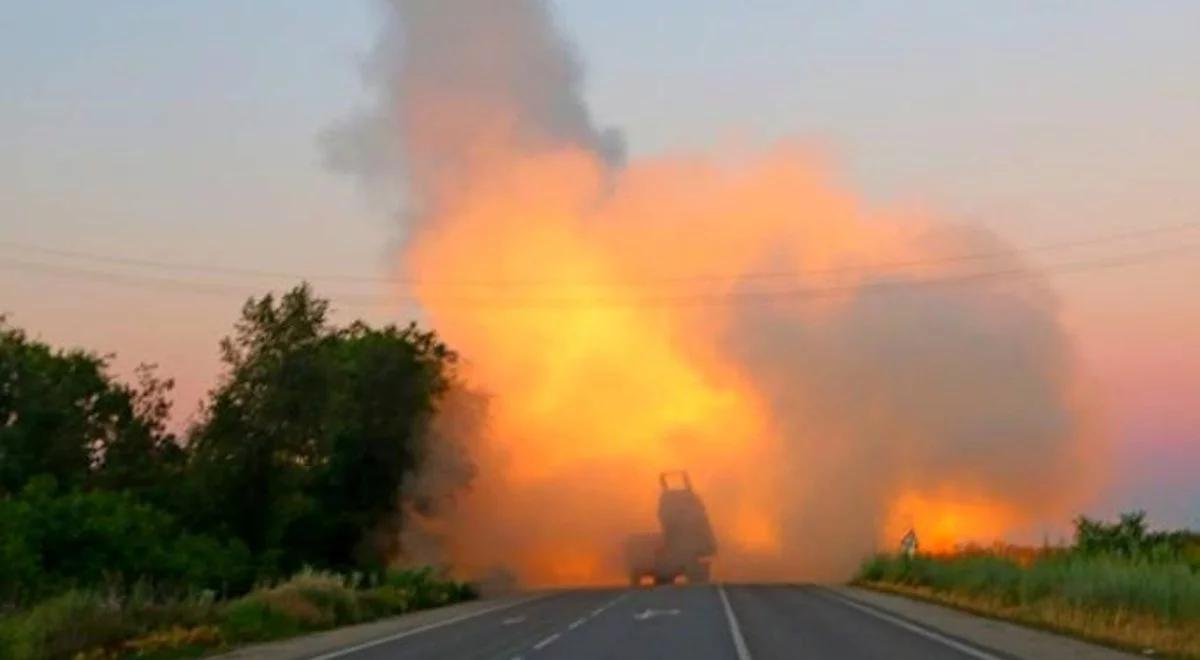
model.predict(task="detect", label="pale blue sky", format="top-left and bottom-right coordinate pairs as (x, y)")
top-left (3, 1), bottom-right (1198, 524)
top-left (6, 2), bottom-right (1199, 253)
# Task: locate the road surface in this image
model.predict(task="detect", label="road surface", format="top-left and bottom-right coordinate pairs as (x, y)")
top-left (299, 584), bottom-right (1033, 660)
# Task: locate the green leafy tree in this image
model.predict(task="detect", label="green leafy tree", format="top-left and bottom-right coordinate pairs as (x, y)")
top-left (0, 476), bottom-right (251, 605)
top-left (183, 286), bottom-right (333, 563)
top-left (0, 320), bottom-right (183, 500)
top-left (185, 284), bottom-right (466, 576)
top-left (1074, 510), bottom-right (1195, 561)
top-left (1075, 511), bottom-right (1148, 557)
top-left (289, 321), bottom-right (458, 569)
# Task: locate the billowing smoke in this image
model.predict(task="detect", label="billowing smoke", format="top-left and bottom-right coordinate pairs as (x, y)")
top-left (323, 0), bottom-right (623, 223)
top-left (329, 0), bottom-right (1106, 582)
top-left (724, 223), bottom-right (1099, 577)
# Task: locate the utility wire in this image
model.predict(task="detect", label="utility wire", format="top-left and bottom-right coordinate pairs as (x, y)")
top-left (0, 241), bottom-right (390, 284)
top-left (0, 257), bottom-right (403, 309)
top-left (3, 243), bottom-right (1194, 311)
top-left (1, 220), bottom-right (1197, 290)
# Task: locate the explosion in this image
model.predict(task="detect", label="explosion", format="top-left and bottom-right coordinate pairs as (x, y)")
top-left (327, 0), bottom-right (1105, 583)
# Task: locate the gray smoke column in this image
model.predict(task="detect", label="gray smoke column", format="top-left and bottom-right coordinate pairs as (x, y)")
top-left (323, 0), bottom-right (623, 221)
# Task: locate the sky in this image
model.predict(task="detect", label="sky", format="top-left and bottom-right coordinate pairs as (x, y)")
top-left (2, 1), bottom-right (1198, 526)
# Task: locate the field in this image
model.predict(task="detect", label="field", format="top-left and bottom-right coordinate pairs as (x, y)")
top-left (857, 513), bottom-right (1200, 658)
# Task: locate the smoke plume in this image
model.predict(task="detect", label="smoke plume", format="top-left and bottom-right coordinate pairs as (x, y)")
top-left (322, 0), bottom-right (623, 221)
top-left (330, 0), bottom-right (1106, 582)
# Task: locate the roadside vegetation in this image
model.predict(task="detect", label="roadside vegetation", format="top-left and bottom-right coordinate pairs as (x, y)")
top-left (0, 567), bottom-right (474, 659)
top-left (0, 285), bottom-right (477, 659)
top-left (857, 511), bottom-right (1200, 658)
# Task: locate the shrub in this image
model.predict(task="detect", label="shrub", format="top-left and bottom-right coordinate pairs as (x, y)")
top-left (1, 566), bottom-right (475, 658)
top-left (0, 591), bottom-right (131, 660)
top-left (122, 625), bottom-right (222, 656)
top-left (858, 555), bottom-right (887, 582)
top-left (281, 569), bottom-right (361, 626)
top-left (382, 567), bottom-right (476, 610)
top-left (358, 586), bottom-right (410, 619)
top-left (219, 597), bottom-right (305, 643)
top-left (0, 483), bottom-right (253, 607)
top-left (120, 584), bottom-right (219, 633)
top-left (218, 568), bottom-right (363, 641)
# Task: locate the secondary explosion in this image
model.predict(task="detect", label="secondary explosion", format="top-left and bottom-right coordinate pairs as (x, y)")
top-left (327, 0), bottom-right (1105, 582)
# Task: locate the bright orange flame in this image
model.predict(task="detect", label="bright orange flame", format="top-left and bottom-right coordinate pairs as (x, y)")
top-left (883, 491), bottom-right (1021, 554)
top-left (731, 507), bottom-right (783, 556)
top-left (402, 139), bottom-right (1095, 585)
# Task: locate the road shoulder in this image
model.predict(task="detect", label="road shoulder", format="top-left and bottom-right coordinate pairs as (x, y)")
top-left (212, 592), bottom-right (546, 660)
top-left (826, 586), bottom-right (1137, 660)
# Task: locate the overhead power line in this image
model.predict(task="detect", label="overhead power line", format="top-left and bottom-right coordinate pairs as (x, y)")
top-left (0, 257), bottom-right (400, 309)
top-left (2, 243), bottom-right (1194, 311)
top-left (0, 241), bottom-right (389, 284)
top-left (1, 220), bottom-right (1197, 290)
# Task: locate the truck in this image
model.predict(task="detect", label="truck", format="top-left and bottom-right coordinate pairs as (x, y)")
top-left (624, 470), bottom-right (717, 586)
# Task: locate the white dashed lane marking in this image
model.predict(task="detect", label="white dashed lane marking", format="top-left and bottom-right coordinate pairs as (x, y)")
top-left (524, 591), bottom-right (628, 654)
top-left (532, 632), bottom-right (561, 650)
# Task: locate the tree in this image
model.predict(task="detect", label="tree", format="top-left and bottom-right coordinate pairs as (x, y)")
top-left (91, 364), bottom-right (187, 508)
top-left (1073, 510), bottom-right (1194, 561)
top-left (0, 476), bottom-right (251, 605)
top-left (183, 286), bottom-right (334, 562)
top-left (0, 320), bottom-right (183, 500)
top-left (292, 321), bottom-right (459, 568)
top-left (185, 284), bottom-right (467, 576)
top-left (1075, 511), bottom-right (1147, 557)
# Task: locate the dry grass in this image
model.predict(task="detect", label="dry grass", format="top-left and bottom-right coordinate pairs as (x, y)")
top-left (862, 580), bottom-right (1200, 659)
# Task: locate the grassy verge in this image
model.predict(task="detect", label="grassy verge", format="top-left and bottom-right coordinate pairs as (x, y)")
top-left (0, 567), bottom-right (476, 660)
top-left (856, 552), bottom-right (1200, 658)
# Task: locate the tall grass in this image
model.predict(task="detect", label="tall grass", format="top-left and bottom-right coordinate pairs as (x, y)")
top-left (860, 552), bottom-right (1200, 621)
top-left (858, 551), bottom-right (1200, 656)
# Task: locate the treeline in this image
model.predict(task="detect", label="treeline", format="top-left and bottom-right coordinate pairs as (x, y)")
top-left (1074, 510), bottom-right (1199, 561)
top-left (0, 284), bottom-right (472, 607)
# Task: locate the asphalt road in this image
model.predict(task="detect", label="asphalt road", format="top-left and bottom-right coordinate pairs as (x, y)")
top-left (308, 585), bottom-right (1010, 660)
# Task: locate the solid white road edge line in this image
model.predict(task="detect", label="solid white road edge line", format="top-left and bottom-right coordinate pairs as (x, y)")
top-left (718, 585), bottom-right (752, 660)
top-left (307, 593), bottom-right (552, 660)
top-left (820, 590), bottom-right (1002, 660)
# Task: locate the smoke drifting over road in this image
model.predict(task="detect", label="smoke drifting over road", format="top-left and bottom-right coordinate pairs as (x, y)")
top-left (329, 0), bottom-right (1105, 582)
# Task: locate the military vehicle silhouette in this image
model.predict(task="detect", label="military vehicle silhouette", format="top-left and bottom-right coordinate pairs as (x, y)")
top-left (624, 470), bottom-right (717, 586)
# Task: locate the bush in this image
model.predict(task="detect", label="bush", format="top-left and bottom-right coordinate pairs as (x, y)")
top-left (0, 483), bottom-right (253, 607)
top-left (0, 586), bottom-right (226, 660)
top-left (0, 591), bottom-right (131, 660)
top-left (0, 566), bottom-right (474, 658)
top-left (119, 584), bottom-right (218, 634)
top-left (274, 569), bottom-right (361, 626)
top-left (218, 568), bottom-right (367, 642)
top-left (382, 567), bottom-right (476, 610)
top-left (122, 625), bottom-right (222, 657)
top-left (357, 586), bottom-right (411, 619)
top-left (219, 598), bottom-right (306, 643)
